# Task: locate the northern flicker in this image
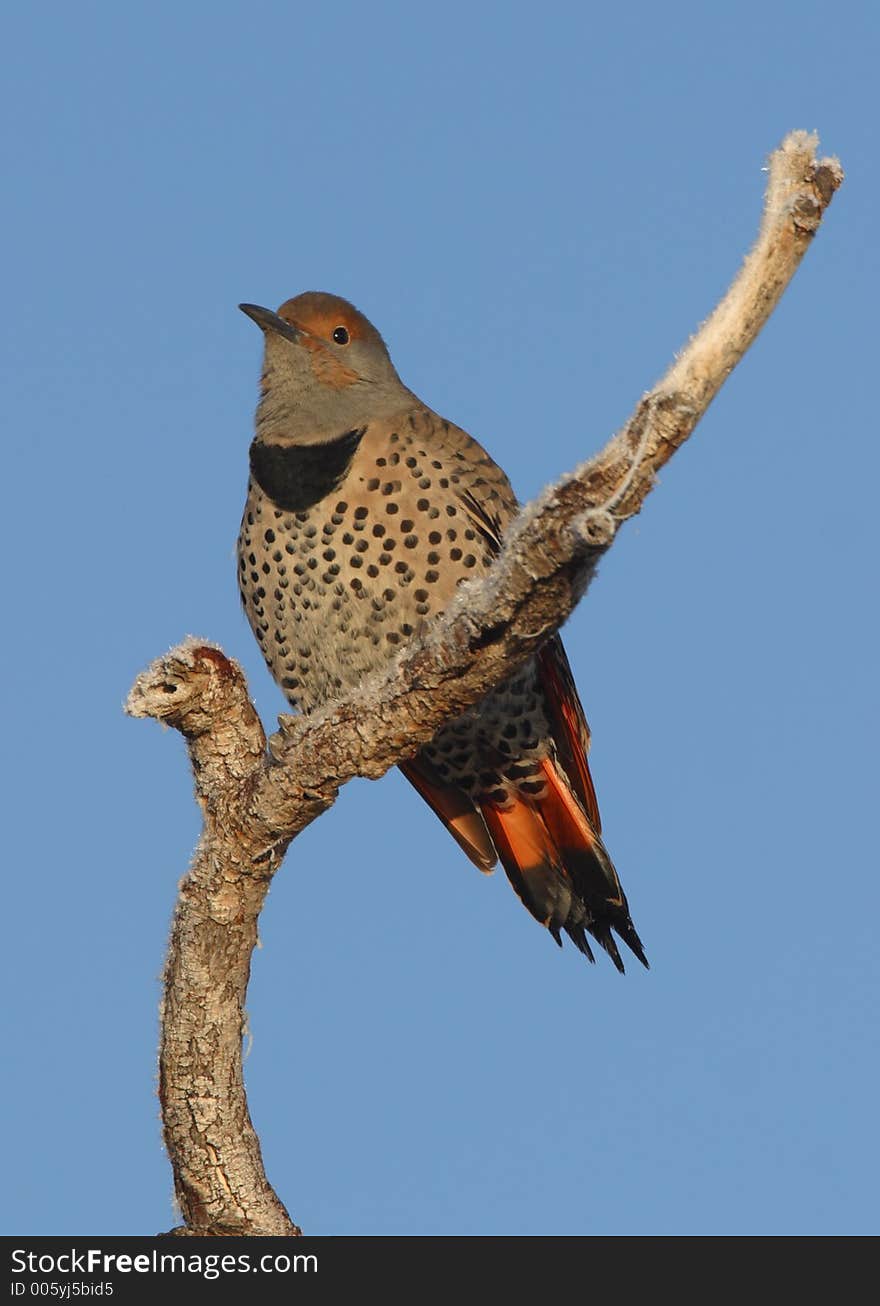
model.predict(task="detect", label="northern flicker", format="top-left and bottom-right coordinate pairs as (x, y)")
top-left (237, 292), bottom-right (647, 971)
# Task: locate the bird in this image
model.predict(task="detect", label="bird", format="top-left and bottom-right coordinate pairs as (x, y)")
top-left (237, 292), bottom-right (647, 971)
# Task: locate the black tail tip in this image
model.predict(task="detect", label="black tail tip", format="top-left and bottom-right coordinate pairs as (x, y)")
top-left (564, 923), bottom-right (596, 964)
top-left (583, 917), bottom-right (649, 973)
top-left (556, 915), bottom-right (648, 972)
top-left (620, 922), bottom-right (650, 970)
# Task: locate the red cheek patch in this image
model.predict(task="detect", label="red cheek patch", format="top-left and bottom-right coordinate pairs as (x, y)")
top-left (300, 333), bottom-right (359, 389)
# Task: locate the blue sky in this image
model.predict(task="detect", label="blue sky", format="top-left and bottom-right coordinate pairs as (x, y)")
top-left (3, 2), bottom-right (877, 1236)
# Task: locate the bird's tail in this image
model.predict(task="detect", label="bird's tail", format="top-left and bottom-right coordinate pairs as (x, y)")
top-left (479, 757), bottom-right (648, 972)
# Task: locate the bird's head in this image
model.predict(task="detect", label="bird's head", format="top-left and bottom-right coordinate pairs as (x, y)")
top-left (240, 292), bottom-right (410, 446)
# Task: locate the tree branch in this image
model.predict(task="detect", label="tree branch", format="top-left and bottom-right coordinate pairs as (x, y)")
top-left (126, 131), bottom-right (842, 1236)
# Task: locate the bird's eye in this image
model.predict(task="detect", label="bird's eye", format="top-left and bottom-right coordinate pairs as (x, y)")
top-left (332, 326), bottom-right (350, 345)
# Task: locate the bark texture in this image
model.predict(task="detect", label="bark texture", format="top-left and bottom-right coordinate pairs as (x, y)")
top-left (127, 132), bottom-right (842, 1236)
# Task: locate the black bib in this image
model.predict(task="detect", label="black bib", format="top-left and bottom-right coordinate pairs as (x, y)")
top-left (249, 427), bottom-right (365, 512)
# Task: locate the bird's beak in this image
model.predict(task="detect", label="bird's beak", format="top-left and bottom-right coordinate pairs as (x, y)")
top-left (238, 303), bottom-right (303, 345)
